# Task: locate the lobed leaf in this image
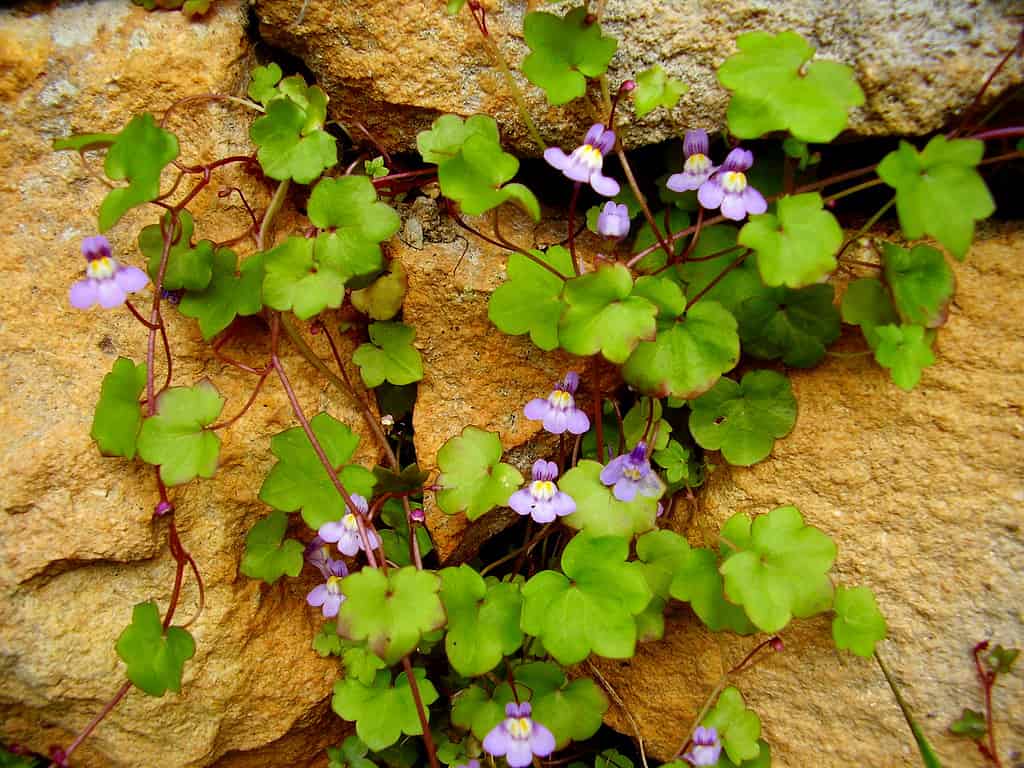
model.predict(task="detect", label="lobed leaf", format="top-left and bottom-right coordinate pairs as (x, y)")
top-left (559, 460), bottom-right (661, 538)
top-left (115, 601), bottom-right (195, 697)
top-left (332, 669), bottom-right (439, 751)
top-left (352, 322), bottom-right (424, 388)
top-left (179, 249), bottom-right (264, 339)
top-left (881, 243), bottom-right (954, 328)
top-left (832, 584), bottom-right (887, 657)
top-left (488, 246), bottom-right (574, 351)
top-left (736, 284), bottom-right (840, 368)
top-left (239, 510), bottom-right (304, 584)
top-left (91, 357), bottom-right (147, 458)
top-left (137, 381), bottom-right (224, 486)
top-left (522, 7), bottom-right (618, 105)
top-left (139, 211), bottom-right (214, 292)
top-left (435, 427), bottom-right (524, 521)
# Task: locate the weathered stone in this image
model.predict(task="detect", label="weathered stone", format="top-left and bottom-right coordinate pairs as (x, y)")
top-left (0, 3), bottom-right (362, 765)
top-left (253, 0), bottom-right (1022, 154)
top-left (596, 224), bottom-right (1024, 767)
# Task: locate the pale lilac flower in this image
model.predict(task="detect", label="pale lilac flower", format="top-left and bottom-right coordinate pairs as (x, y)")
top-left (524, 372), bottom-right (590, 435)
top-left (543, 123), bottom-right (620, 197)
top-left (683, 726), bottom-right (722, 767)
top-left (304, 536), bottom-right (336, 578)
top-left (483, 702), bottom-right (556, 768)
top-left (509, 460), bottom-right (575, 523)
top-left (306, 558), bottom-right (348, 618)
top-left (666, 130), bottom-right (717, 192)
top-left (69, 235), bottom-right (149, 309)
top-left (318, 494), bottom-right (381, 557)
top-left (599, 441), bottom-right (664, 502)
top-left (697, 147), bottom-right (767, 221)
top-left (597, 201), bottom-right (630, 238)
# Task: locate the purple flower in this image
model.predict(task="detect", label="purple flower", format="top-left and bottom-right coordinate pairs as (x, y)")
top-left (524, 372), bottom-right (590, 435)
top-left (599, 442), bottom-right (664, 502)
top-left (306, 558), bottom-right (348, 618)
top-left (318, 494), bottom-right (381, 557)
top-left (683, 726), bottom-right (722, 767)
top-left (597, 201), bottom-right (630, 238)
top-left (69, 235), bottom-right (149, 309)
top-left (543, 123), bottom-right (620, 197)
top-left (666, 130), bottom-right (717, 193)
top-left (509, 460), bottom-right (576, 523)
top-left (482, 702), bottom-right (556, 768)
top-left (697, 147), bottom-right (767, 221)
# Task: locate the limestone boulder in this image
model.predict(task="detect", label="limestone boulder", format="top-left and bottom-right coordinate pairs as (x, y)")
top-left (253, 0), bottom-right (1022, 154)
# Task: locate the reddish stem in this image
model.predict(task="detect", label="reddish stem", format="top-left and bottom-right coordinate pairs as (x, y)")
top-left (972, 641), bottom-right (1004, 767)
top-left (48, 681), bottom-right (132, 768)
top-left (401, 656), bottom-right (440, 768)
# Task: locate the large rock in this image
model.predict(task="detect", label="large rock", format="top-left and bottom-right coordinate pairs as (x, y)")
top-left (0, 3), bottom-right (363, 765)
top-left (595, 224), bottom-right (1024, 767)
top-left (253, 0), bottom-right (1022, 153)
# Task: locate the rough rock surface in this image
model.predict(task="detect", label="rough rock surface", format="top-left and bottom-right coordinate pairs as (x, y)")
top-left (253, 0), bottom-right (1023, 153)
top-left (0, 3), bottom-right (361, 766)
top-left (594, 225), bottom-right (1024, 767)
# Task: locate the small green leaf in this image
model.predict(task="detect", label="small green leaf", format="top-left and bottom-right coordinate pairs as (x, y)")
top-left (877, 136), bottom-right (994, 259)
top-left (521, 534), bottom-right (653, 664)
top-left (261, 236), bottom-right (346, 320)
top-left (668, 545), bottom-right (756, 634)
top-left (352, 322), bottom-right (424, 388)
top-left (313, 621), bottom-right (344, 658)
top-left (949, 709), bottom-right (987, 740)
top-left (621, 397), bottom-right (673, 451)
top-left (488, 246), bottom-right (573, 351)
top-left (137, 381), bottom-right (224, 486)
top-left (451, 683), bottom-right (522, 740)
top-left (417, 114), bottom-right (500, 165)
top-left (351, 261), bottom-right (408, 321)
top-left (327, 735), bottom-right (378, 768)
top-left (91, 357), bottom-right (147, 458)
top-left (559, 263), bottom-right (658, 363)
top-left (308, 175), bottom-right (400, 245)
top-left (332, 669), bottom-right (439, 751)
top-left (437, 132), bottom-right (540, 220)
top-left (435, 427), bottom-right (524, 521)
top-left (636, 529), bottom-right (692, 599)
top-left (91, 114), bottom-right (180, 232)
top-left (633, 64), bottom-right (688, 118)
top-left (258, 412), bottom-right (375, 529)
top-left (652, 440), bottom-right (701, 487)
top-left (515, 662), bottom-right (608, 748)
top-left (139, 211), bottom-right (215, 292)
top-left (595, 749), bottom-right (634, 768)
top-left (984, 645), bottom-right (1020, 676)
top-left (342, 644), bottom-right (389, 685)
top-left (881, 243), bottom-right (955, 327)
top-left (248, 63), bottom-right (283, 105)
top-left (250, 96), bottom-right (337, 184)
top-left (840, 277), bottom-right (899, 347)
top-left (179, 249), bottom-right (264, 339)
top-left (736, 284), bottom-right (840, 367)
top-left (719, 506), bottom-right (837, 633)
top-left (522, 7), bottom-right (617, 105)
top-left (872, 324), bottom-right (936, 390)
top-left (337, 566), bottom-right (445, 665)
top-left (688, 370), bottom-right (797, 466)
top-left (703, 687), bottom-right (762, 764)
top-left (717, 31), bottom-right (864, 143)
top-left (559, 460), bottom-right (661, 538)
top-left (239, 510), bottom-right (304, 584)
top-left (115, 601), bottom-right (195, 697)
top-left (739, 193), bottom-right (842, 288)
top-left (832, 585), bottom-right (887, 657)
top-left (440, 565), bottom-right (523, 676)
top-left (622, 301), bottom-right (740, 399)
top-left (717, 740), bottom-right (772, 768)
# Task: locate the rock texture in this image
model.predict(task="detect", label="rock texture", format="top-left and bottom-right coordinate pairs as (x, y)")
top-left (594, 225), bottom-right (1024, 767)
top-left (253, 0), bottom-right (1023, 153)
top-left (0, 3), bottom-right (361, 766)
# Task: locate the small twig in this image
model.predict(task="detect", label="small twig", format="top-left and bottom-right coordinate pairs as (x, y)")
top-left (684, 250), bottom-right (751, 310)
top-left (587, 659), bottom-right (649, 768)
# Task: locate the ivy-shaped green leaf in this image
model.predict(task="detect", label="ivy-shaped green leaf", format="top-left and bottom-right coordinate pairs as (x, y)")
top-left (139, 211), bottom-right (215, 292)
top-left (178, 249), bottom-right (264, 339)
top-left (351, 261), bottom-right (408, 321)
top-left (522, 7), bottom-right (618, 105)
top-left (137, 381), bottom-right (224, 486)
top-left (666, 542), bottom-right (756, 634)
top-left (950, 709), bottom-right (988, 740)
top-left (622, 301), bottom-right (740, 399)
top-left (440, 565), bottom-right (523, 677)
top-left (91, 357), bottom-right (147, 458)
top-left (559, 264), bottom-right (658, 363)
top-left (336, 566), bottom-right (445, 665)
top-left (521, 534), bottom-right (653, 664)
top-left (332, 669), bottom-right (439, 751)
top-left (327, 735), bottom-right (378, 768)
top-left (633, 64), bottom-right (688, 118)
top-left (308, 175), bottom-right (400, 247)
top-left (435, 427), bottom-right (524, 521)
top-left (718, 740), bottom-right (772, 768)
top-left (736, 284), bottom-right (840, 367)
top-left (832, 585), bottom-right (887, 657)
top-left (417, 114), bottom-right (500, 165)
top-left (739, 193), bottom-right (842, 288)
top-left (239, 510), bottom-right (304, 584)
top-left (261, 236), bottom-right (345, 320)
top-left (437, 132), bottom-right (540, 220)
top-left (488, 246), bottom-right (573, 351)
top-left (248, 63), bottom-right (283, 105)
top-left (719, 506), bottom-right (837, 633)
top-left (840, 277), bottom-right (899, 348)
top-left (688, 370), bottom-right (797, 466)
top-left (872, 324), bottom-right (936, 391)
top-left (250, 96), bottom-right (337, 184)
top-left (559, 460), bottom-right (661, 538)
top-left (703, 687), bottom-right (762, 764)
top-left (717, 31), bottom-right (864, 142)
top-left (258, 412), bottom-right (376, 529)
top-left (652, 439), bottom-right (702, 488)
top-left (881, 243), bottom-right (955, 327)
top-left (877, 135), bottom-right (994, 259)
top-left (352, 322), bottom-right (424, 388)
top-left (115, 601), bottom-right (195, 697)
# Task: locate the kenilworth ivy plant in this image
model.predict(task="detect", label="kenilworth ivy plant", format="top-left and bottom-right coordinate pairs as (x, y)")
top-left (36, 2), bottom-right (1023, 768)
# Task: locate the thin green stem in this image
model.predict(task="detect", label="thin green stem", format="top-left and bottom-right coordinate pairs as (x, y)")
top-left (824, 177), bottom-right (886, 204)
top-left (258, 179), bottom-right (290, 251)
top-left (685, 250), bottom-right (751, 310)
top-left (835, 196), bottom-right (896, 261)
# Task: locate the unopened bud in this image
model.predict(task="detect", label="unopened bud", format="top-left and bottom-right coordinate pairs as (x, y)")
top-left (619, 79), bottom-right (637, 93)
top-left (409, 507), bottom-right (426, 523)
top-left (154, 500), bottom-right (174, 517)
top-left (769, 636), bottom-right (784, 652)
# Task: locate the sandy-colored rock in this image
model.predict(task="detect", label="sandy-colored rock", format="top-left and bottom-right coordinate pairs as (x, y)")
top-left (0, 4), bottom-right (366, 766)
top-left (253, 0), bottom-right (1022, 154)
top-left (596, 224), bottom-right (1024, 767)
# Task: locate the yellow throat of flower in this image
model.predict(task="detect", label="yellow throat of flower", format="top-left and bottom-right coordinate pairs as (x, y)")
top-left (86, 257), bottom-right (117, 280)
top-left (507, 717), bottom-right (533, 739)
top-left (722, 171), bottom-right (748, 193)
